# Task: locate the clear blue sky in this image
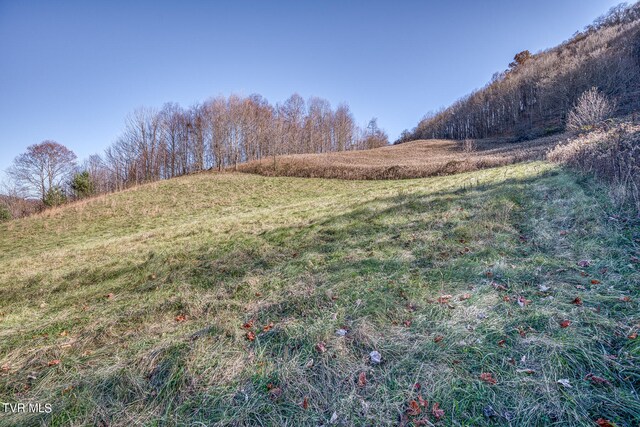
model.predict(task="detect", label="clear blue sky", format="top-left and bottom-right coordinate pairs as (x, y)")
top-left (0, 0), bottom-right (623, 176)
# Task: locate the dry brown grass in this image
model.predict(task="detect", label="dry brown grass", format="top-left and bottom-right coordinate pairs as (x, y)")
top-left (548, 119), bottom-right (640, 212)
top-left (237, 134), bottom-right (569, 180)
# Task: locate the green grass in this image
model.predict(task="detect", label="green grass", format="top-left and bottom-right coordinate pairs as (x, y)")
top-left (0, 162), bottom-right (638, 426)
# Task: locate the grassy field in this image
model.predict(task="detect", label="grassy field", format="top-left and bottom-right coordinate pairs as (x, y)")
top-left (236, 134), bottom-right (567, 179)
top-left (0, 162), bottom-right (639, 426)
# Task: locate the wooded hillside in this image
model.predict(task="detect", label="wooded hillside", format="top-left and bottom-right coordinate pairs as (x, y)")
top-left (399, 3), bottom-right (640, 142)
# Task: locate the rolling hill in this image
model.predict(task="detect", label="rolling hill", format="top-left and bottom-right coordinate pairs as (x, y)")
top-left (1, 163), bottom-right (638, 426)
top-left (236, 133), bottom-right (567, 179)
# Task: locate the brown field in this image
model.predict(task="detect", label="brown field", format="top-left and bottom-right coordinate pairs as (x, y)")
top-left (236, 133), bottom-right (569, 179)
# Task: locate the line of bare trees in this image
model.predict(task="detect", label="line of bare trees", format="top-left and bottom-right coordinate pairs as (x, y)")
top-left (398, 3), bottom-right (640, 143)
top-left (1, 93), bottom-right (388, 219)
top-left (98, 93), bottom-right (386, 192)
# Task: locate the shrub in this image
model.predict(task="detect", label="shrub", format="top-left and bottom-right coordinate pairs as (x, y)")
top-left (0, 205), bottom-right (11, 222)
top-left (566, 87), bottom-right (615, 132)
top-left (71, 171), bottom-right (95, 199)
top-left (548, 120), bottom-right (640, 212)
top-left (44, 186), bottom-right (67, 207)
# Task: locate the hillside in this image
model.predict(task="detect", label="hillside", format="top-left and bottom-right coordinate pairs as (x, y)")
top-left (1, 164), bottom-right (639, 426)
top-left (236, 133), bottom-right (566, 179)
top-left (402, 3), bottom-right (640, 142)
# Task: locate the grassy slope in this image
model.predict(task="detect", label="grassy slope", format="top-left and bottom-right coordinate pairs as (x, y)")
top-left (0, 163), bottom-right (638, 426)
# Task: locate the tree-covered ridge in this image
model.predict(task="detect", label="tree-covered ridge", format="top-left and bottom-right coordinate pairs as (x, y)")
top-left (399, 3), bottom-right (640, 142)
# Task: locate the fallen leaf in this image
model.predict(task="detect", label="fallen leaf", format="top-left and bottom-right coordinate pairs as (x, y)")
top-left (175, 314), bottom-right (187, 323)
top-left (242, 319), bottom-right (254, 329)
top-left (479, 372), bottom-right (497, 385)
top-left (576, 285), bottom-right (586, 290)
top-left (485, 271), bottom-right (493, 277)
top-left (591, 279), bottom-right (601, 285)
top-left (628, 332), bottom-right (638, 339)
top-left (48, 359), bottom-right (61, 367)
top-left (358, 371), bottom-right (367, 387)
top-left (577, 260), bottom-right (591, 267)
top-left (431, 402), bottom-right (445, 419)
top-left (503, 295), bottom-right (511, 302)
top-left (585, 373), bottom-right (611, 386)
top-left (560, 320), bottom-right (571, 328)
top-left (619, 296), bottom-right (631, 302)
top-left (262, 322), bottom-right (274, 332)
top-left (517, 296), bottom-right (531, 307)
top-left (437, 295), bottom-right (452, 304)
top-left (1, 364), bottom-right (9, 373)
top-left (434, 335), bottom-right (444, 343)
top-left (517, 327), bottom-right (527, 337)
top-left (301, 396), bottom-right (309, 410)
top-left (516, 369), bottom-right (536, 375)
top-left (246, 331), bottom-right (256, 341)
top-left (105, 293), bottom-right (114, 299)
top-left (413, 382), bottom-right (421, 391)
top-left (595, 419), bottom-right (615, 427)
top-left (493, 283), bottom-right (508, 291)
top-left (459, 293), bottom-right (471, 301)
top-left (406, 400), bottom-right (421, 416)
top-left (268, 387), bottom-right (282, 400)
top-left (59, 330), bottom-right (68, 337)
top-left (559, 230), bottom-right (569, 236)
top-left (572, 297), bottom-right (583, 306)
top-left (498, 339), bottom-right (506, 347)
top-left (417, 394), bottom-right (427, 407)
top-left (315, 342), bottom-right (327, 353)
top-left (305, 359), bottom-right (314, 368)
top-left (557, 378), bottom-right (572, 388)
top-left (402, 320), bottom-right (412, 327)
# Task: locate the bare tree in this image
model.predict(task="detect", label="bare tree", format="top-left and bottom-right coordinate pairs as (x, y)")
top-left (361, 118), bottom-right (389, 149)
top-left (8, 140), bottom-right (77, 202)
top-left (334, 104), bottom-right (355, 150)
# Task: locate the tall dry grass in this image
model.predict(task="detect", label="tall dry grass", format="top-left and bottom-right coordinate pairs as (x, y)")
top-left (237, 134), bottom-right (567, 180)
top-left (548, 119), bottom-right (640, 213)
